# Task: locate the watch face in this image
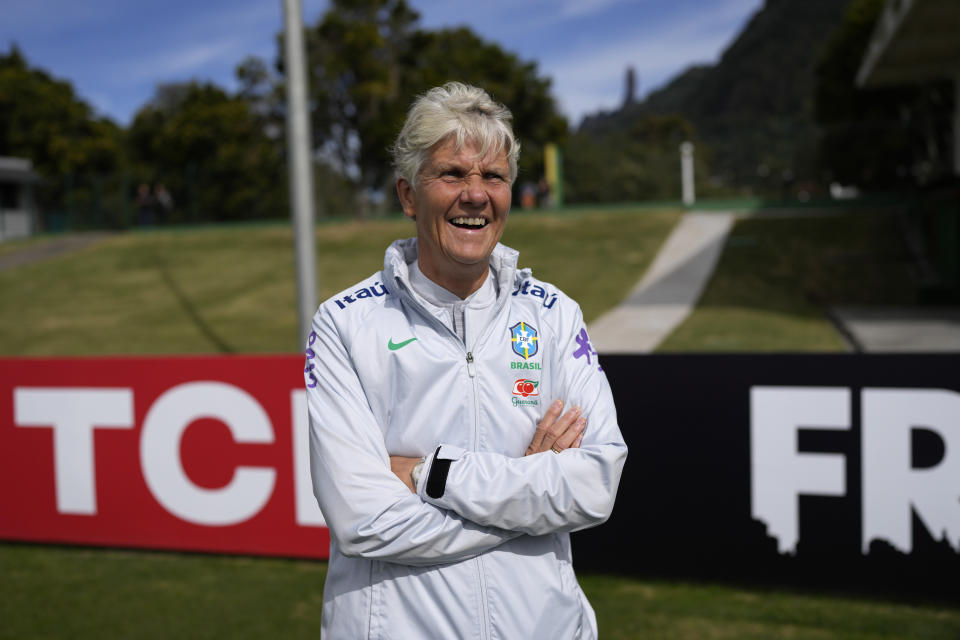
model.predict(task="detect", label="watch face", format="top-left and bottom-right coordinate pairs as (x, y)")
top-left (412, 458), bottom-right (426, 487)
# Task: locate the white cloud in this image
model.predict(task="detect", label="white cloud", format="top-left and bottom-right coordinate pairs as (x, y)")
top-left (116, 2), bottom-right (283, 91)
top-left (1, 0), bottom-right (128, 36)
top-left (556, 0), bottom-right (629, 20)
top-left (414, 0), bottom-right (636, 28)
top-left (112, 34), bottom-right (246, 86)
top-left (409, 0), bottom-right (763, 123)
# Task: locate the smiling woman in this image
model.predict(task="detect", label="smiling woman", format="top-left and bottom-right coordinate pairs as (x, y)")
top-left (396, 137), bottom-right (513, 298)
top-left (303, 81), bottom-right (626, 640)
top-left (392, 82), bottom-right (520, 298)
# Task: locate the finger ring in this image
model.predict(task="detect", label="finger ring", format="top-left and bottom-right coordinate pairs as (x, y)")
top-left (551, 445), bottom-right (562, 454)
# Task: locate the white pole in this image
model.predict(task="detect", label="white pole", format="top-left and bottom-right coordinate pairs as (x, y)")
top-left (954, 76), bottom-right (960, 176)
top-left (283, 0), bottom-right (318, 347)
top-left (680, 141), bottom-right (695, 206)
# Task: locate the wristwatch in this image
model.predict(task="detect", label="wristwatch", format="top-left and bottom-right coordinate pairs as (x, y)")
top-left (410, 456), bottom-right (426, 489)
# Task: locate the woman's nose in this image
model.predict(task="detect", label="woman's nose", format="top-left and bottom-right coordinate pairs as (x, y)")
top-left (460, 176), bottom-right (488, 205)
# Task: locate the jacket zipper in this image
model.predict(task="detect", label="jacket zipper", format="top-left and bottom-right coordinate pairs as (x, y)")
top-left (396, 276), bottom-right (497, 640)
top-left (465, 350), bottom-right (491, 638)
top-left (475, 557), bottom-right (491, 639)
top-left (466, 352), bottom-right (476, 377)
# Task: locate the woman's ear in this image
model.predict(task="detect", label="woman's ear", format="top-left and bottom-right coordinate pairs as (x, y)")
top-left (397, 178), bottom-right (416, 221)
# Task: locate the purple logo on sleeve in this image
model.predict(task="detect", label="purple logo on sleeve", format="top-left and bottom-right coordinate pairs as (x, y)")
top-left (573, 328), bottom-right (602, 372)
top-left (305, 330), bottom-right (319, 388)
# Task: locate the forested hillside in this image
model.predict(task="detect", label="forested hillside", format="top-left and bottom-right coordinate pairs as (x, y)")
top-left (579, 0), bottom-right (854, 195)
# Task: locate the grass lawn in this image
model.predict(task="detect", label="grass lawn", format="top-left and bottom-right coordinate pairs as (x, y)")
top-left (0, 207), bottom-right (680, 356)
top-left (502, 207), bottom-right (681, 323)
top-left (581, 573), bottom-right (960, 639)
top-left (2, 544), bottom-right (958, 640)
top-left (660, 209), bottom-right (919, 351)
top-left (0, 544), bottom-right (325, 639)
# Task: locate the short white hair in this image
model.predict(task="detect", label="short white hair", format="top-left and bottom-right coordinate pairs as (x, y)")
top-left (392, 82), bottom-right (519, 187)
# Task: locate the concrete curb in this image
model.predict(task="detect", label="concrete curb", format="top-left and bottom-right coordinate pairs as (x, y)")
top-left (830, 306), bottom-right (960, 352)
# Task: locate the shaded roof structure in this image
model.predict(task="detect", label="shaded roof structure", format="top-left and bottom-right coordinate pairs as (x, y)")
top-left (856, 0), bottom-right (960, 88)
top-left (857, 0), bottom-right (959, 175)
top-left (0, 157), bottom-right (40, 185)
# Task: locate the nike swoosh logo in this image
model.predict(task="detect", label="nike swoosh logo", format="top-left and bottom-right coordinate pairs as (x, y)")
top-left (388, 337), bottom-right (417, 351)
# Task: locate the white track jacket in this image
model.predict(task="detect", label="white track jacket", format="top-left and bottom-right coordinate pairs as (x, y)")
top-left (304, 238), bottom-right (627, 639)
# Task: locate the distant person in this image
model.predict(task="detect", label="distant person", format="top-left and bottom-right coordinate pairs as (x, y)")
top-left (135, 183), bottom-right (155, 227)
top-left (154, 183), bottom-right (174, 223)
top-left (303, 81), bottom-right (626, 638)
top-left (537, 175), bottom-right (553, 208)
top-left (520, 181), bottom-right (537, 209)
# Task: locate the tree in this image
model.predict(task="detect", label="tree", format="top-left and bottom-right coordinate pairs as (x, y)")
top-left (404, 27), bottom-right (567, 189)
top-left (581, 0), bottom-right (854, 196)
top-left (127, 82), bottom-right (286, 222)
top-left (300, 0), bottom-right (567, 214)
top-left (235, 55), bottom-right (286, 141)
top-left (0, 46), bottom-right (124, 225)
top-left (304, 0), bottom-right (418, 215)
top-left (565, 113), bottom-right (703, 204)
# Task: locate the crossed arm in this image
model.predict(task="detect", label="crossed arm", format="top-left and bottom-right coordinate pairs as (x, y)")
top-left (390, 399), bottom-right (587, 492)
top-left (307, 305), bottom-right (626, 564)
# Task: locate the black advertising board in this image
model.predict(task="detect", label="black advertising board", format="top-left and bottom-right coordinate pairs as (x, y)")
top-left (573, 354), bottom-right (960, 597)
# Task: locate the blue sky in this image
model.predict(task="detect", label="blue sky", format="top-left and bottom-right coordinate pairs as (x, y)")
top-left (2, 0), bottom-right (763, 127)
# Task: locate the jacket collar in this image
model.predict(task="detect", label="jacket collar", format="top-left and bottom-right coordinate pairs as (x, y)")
top-left (384, 237), bottom-right (527, 305)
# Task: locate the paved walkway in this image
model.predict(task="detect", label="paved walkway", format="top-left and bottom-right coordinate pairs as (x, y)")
top-left (0, 233), bottom-right (110, 272)
top-left (589, 211), bottom-right (736, 353)
top-left (587, 208), bottom-right (960, 354)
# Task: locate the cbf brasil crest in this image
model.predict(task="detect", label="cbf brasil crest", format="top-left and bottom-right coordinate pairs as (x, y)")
top-left (510, 321), bottom-right (539, 359)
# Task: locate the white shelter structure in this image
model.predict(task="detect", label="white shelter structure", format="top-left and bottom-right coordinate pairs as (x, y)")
top-left (0, 157), bottom-right (39, 241)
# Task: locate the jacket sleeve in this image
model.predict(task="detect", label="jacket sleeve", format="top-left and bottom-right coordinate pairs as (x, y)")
top-left (305, 305), bottom-right (519, 566)
top-left (419, 301), bottom-right (627, 536)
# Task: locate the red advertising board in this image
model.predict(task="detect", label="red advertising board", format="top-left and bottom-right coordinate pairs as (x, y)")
top-left (0, 355), bottom-right (329, 558)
